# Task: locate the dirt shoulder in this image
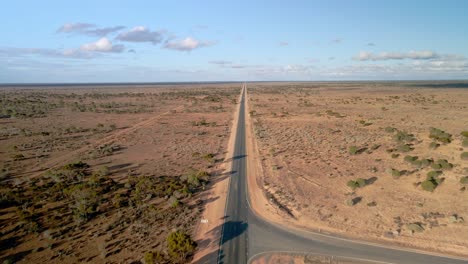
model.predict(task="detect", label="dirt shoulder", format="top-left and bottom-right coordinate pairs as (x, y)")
top-left (192, 85), bottom-right (244, 263)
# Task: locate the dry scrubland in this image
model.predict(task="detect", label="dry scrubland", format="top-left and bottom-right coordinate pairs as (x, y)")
top-left (0, 84), bottom-right (240, 263)
top-left (248, 82), bottom-right (468, 256)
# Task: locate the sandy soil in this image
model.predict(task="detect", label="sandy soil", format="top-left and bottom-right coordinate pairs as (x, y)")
top-left (0, 83), bottom-right (240, 263)
top-left (245, 82), bottom-right (468, 257)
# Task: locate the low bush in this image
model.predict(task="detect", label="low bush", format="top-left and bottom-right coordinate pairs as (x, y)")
top-left (429, 142), bottom-right (440, 149)
top-left (397, 144), bottom-right (413, 153)
top-left (386, 168), bottom-right (402, 179)
top-left (431, 159), bottom-right (453, 170)
top-left (167, 231), bottom-right (197, 262)
top-left (460, 176), bottom-right (468, 184)
top-left (463, 138), bottom-right (468, 147)
top-left (461, 152), bottom-right (468, 160)
top-left (421, 171), bottom-right (444, 192)
top-left (404, 155), bottom-right (418, 163)
top-left (460, 131), bottom-right (468, 137)
top-left (63, 184), bottom-right (98, 223)
top-left (393, 130), bottom-right (415, 142)
top-left (346, 178), bottom-right (367, 190)
top-left (349, 146), bottom-right (358, 155)
top-left (429, 127), bottom-right (452, 144)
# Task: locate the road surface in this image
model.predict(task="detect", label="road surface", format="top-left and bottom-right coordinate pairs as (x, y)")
top-left (217, 84), bottom-right (467, 264)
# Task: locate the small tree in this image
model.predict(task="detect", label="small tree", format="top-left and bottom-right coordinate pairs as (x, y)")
top-left (167, 231), bottom-right (197, 262)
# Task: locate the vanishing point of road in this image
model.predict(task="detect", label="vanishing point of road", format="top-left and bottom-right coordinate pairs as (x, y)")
top-left (217, 83), bottom-right (468, 264)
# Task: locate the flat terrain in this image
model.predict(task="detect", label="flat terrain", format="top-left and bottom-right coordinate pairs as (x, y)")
top-left (0, 83), bottom-right (240, 263)
top-left (247, 82), bottom-right (468, 257)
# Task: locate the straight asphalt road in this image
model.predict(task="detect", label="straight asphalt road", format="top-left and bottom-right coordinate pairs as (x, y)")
top-left (218, 84), bottom-right (468, 264)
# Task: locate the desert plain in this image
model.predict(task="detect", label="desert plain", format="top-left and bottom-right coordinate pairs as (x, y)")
top-left (1, 81), bottom-right (468, 264)
top-left (0, 83), bottom-right (240, 263)
top-left (246, 82), bottom-right (468, 257)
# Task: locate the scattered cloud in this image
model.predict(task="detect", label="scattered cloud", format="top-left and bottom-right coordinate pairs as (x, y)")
top-left (116, 26), bottom-right (165, 44)
top-left (86, 26), bottom-right (125, 36)
top-left (80, 37), bottom-right (125, 53)
top-left (209, 60), bottom-right (232, 65)
top-left (329, 56), bottom-right (335, 60)
top-left (331, 38), bottom-right (342, 44)
top-left (164, 37), bottom-right (214, 51)
top-left (0, 47), bottom-right (94, 59)
top-left (279, 41), bottom-right (289, 46)
top-left (0, 38), bottom-right (124, 59)
top-left (57, 23), bottom-right (95, 33)
top-left (57, 23), bottom-right (125, 36)
top-left (128, 49), bottom-right (136, 53)
top-left (367, 42), bottom-right (376, 46)
top-left (353, 50), bottom-right (441, 61)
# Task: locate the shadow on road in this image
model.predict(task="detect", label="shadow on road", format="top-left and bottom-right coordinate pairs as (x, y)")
top-left (194, 220), bottom-right (248, 264)
top-left (223, 154), bottom-right (247, 163)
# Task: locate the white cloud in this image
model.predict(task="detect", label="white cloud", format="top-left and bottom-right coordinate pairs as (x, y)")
top-left (116, 26), bottom-right (164, 44)
top-left (57, 23), bottom-right (95, 33)
top-left (209, 60), bottom-right (232, 65)
top-left (164, 37), bottom-right (214, 51)
top-left (0, 47), bottom-right (95, 59)
top-left (279, 41), bottom-right (289, 46)
top-left (57, 23), bottom-right (124, 36)
top-left (80, 38), bottom-right (124, 53)
top-left (353, 50), bottom-right (441, 61)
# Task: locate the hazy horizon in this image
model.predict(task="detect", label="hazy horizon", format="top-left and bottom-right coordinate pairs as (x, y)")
top-left (2, 1), bottom-right (468, 83)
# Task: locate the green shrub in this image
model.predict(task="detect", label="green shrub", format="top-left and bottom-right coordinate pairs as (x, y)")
top-left (385, 127), bottom-right (396, 133)
top-left (420, 158), bottom-right (433, 167)
top-left (397, 144), bottom-right (413, 152)
top-left (429, 127), bottom-right (452, 143)
top-left (461, 152), bottom-right (468, 160)
top-left (167, 231), bottom-right (197, 261)
top-left (349, 146), bottom-right (358, 155)
top-left (463, 138), bottom-right (468, 147)
top-left (461, 131), bottom-right (468, 137)
top-left (422, 171), bottom-right (444, 192)
top-left (404, 155), bottom-right (418, 163)
top-left (421, 180), bottom-right (437, 192)
top-left (63, 184), bottom-right (98, 223)
top-left (427, 171), bottom-right (442, 178)
top-left (391, 153), bottom-right (400, 158)
top-left (347, 178), bottom-right (367, 190)
top-left (203, 153), bottom-right (215, 162)
top-left (144, 251), bottom-right (165, 264)
top-left (386, 168), bottom-right (401, 179)
top-left (429, 142), bottom-right (440, 149)
top-left (393, 130), bottom-right (415, 142)
top-left (460, 176), bottom-right (468, 184)
top-left (431, 159), bottom-right (453, 170)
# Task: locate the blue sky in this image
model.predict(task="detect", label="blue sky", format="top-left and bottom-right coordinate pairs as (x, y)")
top-left (1, 0), bottom-right (467, 82)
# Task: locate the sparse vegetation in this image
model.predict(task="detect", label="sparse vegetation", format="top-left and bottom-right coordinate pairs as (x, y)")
top-left (429, 127), bottom-right (452, 144)
top-left (421, 171), bottom-right (444, 192)
top-left (346, 178), bottom-right (367, 190)
top-left (167, 231), bottom-right (197, 262)
top-left (461, 152), bottom-right (468, 160)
